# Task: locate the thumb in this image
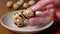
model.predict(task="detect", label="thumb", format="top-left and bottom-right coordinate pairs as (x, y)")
top-left (30, 0), bottom-right (54, 11)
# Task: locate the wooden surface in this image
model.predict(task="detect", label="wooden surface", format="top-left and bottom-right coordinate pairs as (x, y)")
top-left (0, 0), bottom-right (60, 34)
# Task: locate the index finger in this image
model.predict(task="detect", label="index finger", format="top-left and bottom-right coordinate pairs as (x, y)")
top-left (30, 0), bottom-right (54, 11)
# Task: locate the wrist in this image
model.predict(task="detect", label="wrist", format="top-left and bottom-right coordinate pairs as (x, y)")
top-left (54, 0), bottom-right (60, 7)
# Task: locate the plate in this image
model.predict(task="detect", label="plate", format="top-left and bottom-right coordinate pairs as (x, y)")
top-left (0, 11), bottom-right (54, 33)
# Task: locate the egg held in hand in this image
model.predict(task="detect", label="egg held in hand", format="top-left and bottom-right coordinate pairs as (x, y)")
top-left (23, 8), bottom-right (35, 18)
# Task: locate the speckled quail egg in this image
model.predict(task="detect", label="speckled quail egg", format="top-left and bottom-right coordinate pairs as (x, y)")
top-left (23, 3), bottom-right (29, 8)
top-left (13, 3), bottom-right (20, 9)
top-left (6, 1), bottom-right (13, 7)
top-left (23, 8), bottom-right (34, 18)
top-left (19, 0), bottom-right (24, 3)
top-left (13, 13), bottom-right (24, 27)
top-left (28, 0), bottom-right (35, 6)
top-left (16, 1), bottom-right (23, 6)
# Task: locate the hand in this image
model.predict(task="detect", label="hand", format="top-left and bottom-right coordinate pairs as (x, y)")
top-left (31, 0), bottom-right (60, 22)
top-left (24, 0), bottom-right (54, 25)
top-left (25, 0), bottom-right (60, 25)
top-left (25, 8), bottom-right (54, 25)
top-left (53, 0), bottom-right (60, 22)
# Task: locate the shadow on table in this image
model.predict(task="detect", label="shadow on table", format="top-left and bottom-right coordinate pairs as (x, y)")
top-left (36, 21), bottom-right (60, 34)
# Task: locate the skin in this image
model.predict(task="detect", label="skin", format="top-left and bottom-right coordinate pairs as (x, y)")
top-left (25, 0), bottom-right (60, 25)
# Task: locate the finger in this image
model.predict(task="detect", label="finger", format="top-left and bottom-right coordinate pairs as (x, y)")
top-left (27, 8), bottom-right (54, 25)
top-left (36, 9), bottom-right (50, 17)
top-left (46, 4), bottom-right (54, 9)
top-left (30, 0), bottom-right (54, 11)
top-left (49, 8), bottom-right (55, 17)
top-left (36, 8), bottom-right (54, 17)
top-left (42, 4), bottom-right (54, 10)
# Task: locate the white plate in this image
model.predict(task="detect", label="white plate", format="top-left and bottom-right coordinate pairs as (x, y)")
top-left (0, 11), bottom-right (54, 33)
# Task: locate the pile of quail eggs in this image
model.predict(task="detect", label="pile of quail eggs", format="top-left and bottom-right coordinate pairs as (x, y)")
top-left (6, 0), bottom-right (35, 9)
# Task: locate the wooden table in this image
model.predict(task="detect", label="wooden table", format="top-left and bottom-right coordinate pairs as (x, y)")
top-left (0, 0), bottom-right (60, 34)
